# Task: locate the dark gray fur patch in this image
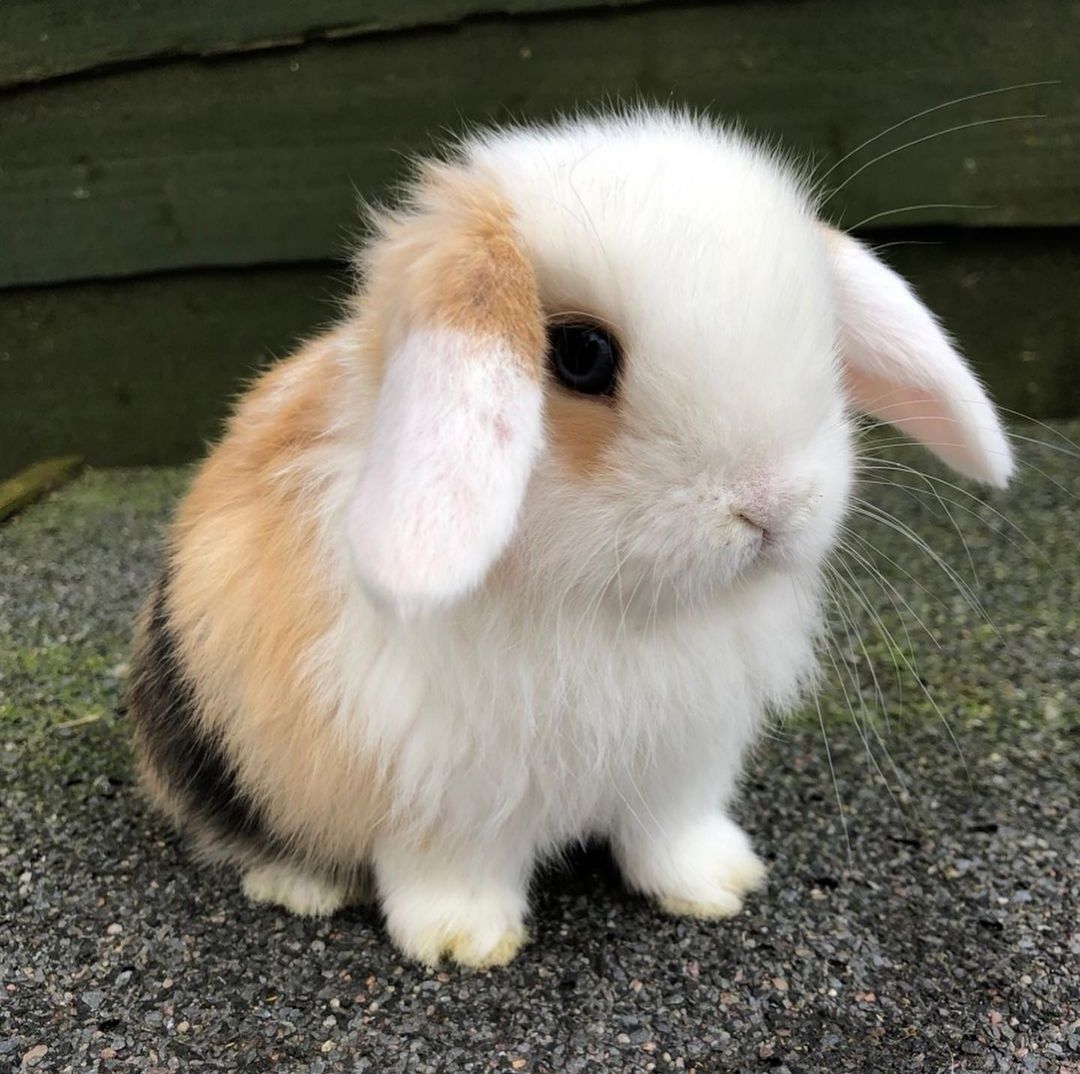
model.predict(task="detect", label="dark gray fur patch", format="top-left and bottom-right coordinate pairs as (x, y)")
top-left (127, 573), bottom-right (276, 852)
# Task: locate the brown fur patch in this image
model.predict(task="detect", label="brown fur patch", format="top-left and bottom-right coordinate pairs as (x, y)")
top-left (137, 157), bottom-right (548, 872)
top-left (356, 164), bottom-right (545, 377)
top-left (545, 388), bottom-right (622, 478)
top-left (153, 328), bottom-right (390, 870)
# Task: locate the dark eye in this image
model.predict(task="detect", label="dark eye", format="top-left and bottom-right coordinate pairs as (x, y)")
top-left (547, 322), bottom-right (621, 398)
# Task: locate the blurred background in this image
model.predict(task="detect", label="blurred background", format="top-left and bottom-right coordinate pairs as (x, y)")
top-left (1, 0), bottom-right (1077, 478)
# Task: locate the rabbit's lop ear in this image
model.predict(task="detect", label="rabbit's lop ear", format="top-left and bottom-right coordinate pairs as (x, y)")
top-left (825, 229), bottom-right (1014, 487)
top-left (348, 166), bottom-right (547, 615)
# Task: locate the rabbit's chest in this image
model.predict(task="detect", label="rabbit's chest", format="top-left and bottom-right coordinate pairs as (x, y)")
top-left (341, 572), bottom-right (822, 839)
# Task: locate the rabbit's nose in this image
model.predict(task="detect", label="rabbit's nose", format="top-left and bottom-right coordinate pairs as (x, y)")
top-left (733, 471), bottom-right (813, 537)
top-left (733, 474), bottom-right (782, 531)
top-left (738, 501), bottom-right (773, 535)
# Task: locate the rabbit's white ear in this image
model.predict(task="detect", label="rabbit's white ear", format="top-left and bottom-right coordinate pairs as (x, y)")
top-left (826, 229), bottom-right (1013, 487)
top-left (347, 169), bottom-right (547, 615)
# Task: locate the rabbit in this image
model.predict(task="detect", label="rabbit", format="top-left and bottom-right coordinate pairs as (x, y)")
top-left (128, 108), bottom-right (1013, 968)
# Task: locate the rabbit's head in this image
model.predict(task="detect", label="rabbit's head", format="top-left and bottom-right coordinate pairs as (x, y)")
top-left (347, 111), bottom-right (1013, 617)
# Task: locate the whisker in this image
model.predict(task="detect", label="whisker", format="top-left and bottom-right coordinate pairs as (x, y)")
top-left (850, 501), bottom-right (993, 631)
top-left (828, 561), bottom-right (972, 783)
top-left (825, 113), bottom-right (1045, 203)
top-left (855, 459), bottom-right (1050, 562)
top-left (820, 581), bottom-right (912, 810)
top-left (823, 557), bottom-right (909, 722)
top-left (849, 202), bottom-right (993, 231)
top-left (856, 407), bottom-right (1080, 461)
top-left (865, 239), bottom-right (944, 253)
top-left (992, 407), bottom-right (1080, 453)
top-left (868, 458), bottom-right (981, 584)
top-left (823, 567), bottom-right (891, 723)
top-left (813, 690), bottom-right (853, 865)
top-left (1001, 432), bottom-right (1080, 461)
top-left (831, 548), bottom-right (925, 697)
top-left (859, 438), bottom-right (1078, 503)
top-left (837, 534), bottom-right (943, 650)
top-left (813, 80), bottom-right (1059, 188)
top-left (840, 523), bottom-right (951, 614)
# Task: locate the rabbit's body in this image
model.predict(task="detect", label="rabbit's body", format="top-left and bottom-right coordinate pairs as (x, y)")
top-left (130, 111), bottom-right (1012, 966)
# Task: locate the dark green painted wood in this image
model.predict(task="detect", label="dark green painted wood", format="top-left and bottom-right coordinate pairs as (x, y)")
top-left (0, 456), bottom-right (83, 520)
top-left (0, 265), bottom-right (351, 475)
top-left (1, 1), bottom-right (1075, 288)
top-left (0, 0), bottom-right (666, 87)
top-left (1, 229), bottom-right (1077, 475)
top-left (880, 229), bottom-right (1080, 427)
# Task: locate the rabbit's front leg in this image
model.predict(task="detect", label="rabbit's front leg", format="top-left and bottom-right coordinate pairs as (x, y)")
top-left (372, 829), bottom-right (533, 968)
top-left (610, 753), bottom-right (766, 919)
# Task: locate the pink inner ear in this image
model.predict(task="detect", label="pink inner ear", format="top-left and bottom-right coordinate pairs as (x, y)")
top-left (844, 366), bottom-right (999, 483)
top-left (826, 227), bottom-right (1014, 488)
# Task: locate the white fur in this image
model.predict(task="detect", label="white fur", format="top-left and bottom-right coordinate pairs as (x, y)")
top-left (619, 812), bottom-right (768, 918)
top-left (242, 861), bottom-right (349, 918)
top-left (264, 111), bottom-right (1010, 963)
top-left (347, 327), bottom-right (543, 615)
top-left (829, 231), bottom-right (1014, 486)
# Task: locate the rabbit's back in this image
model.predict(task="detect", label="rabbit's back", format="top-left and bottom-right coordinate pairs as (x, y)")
top-left (129, 326), bottom-right (391, 870)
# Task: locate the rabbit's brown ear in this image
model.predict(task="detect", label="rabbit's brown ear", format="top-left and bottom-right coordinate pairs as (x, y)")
top-left (347, 166), bottom-right (547, 615)
top-left (825, 229), bottom-right (1014, 487)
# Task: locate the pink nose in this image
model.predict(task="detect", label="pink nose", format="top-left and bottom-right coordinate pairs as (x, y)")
top-left (733, 473), bottom-right (792, 535)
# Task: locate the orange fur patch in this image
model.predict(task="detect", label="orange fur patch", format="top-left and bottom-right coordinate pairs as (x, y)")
top-left (160, 329), bottom-right (390, 869)
top-left (141, 159), bottom-right (550, 870)
top-left (356, 164), bottom-right (545, 377)
top-left (545, 388), bottom-right (621, 478)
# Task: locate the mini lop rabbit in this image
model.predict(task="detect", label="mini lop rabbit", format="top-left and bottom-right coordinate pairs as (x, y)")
top-left (129, 110), bottom-right (1012, 967)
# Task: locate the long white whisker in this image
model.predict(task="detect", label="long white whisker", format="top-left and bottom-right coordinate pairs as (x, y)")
top-left (826, 114), bottom-right (1044, 202)
top-left (840, 524), bottom-right (950, 614)
top-left (850, 501), bottom-right (991, 630)
top-left (855, 461), bottom-right (1052, 567)
top-left (837, 534), bottom-right (943, 650)
top-left (848, 202), bottom-right (993, 231)
top-left (823, 560), bottom-right (907, 720)
top-left (813, 690), bottom-right (853, 865)
top-left (813, 80), bottom-right (1058, 188)
top-left (828, 562), bottom-right (971, 782)
top-left (865, 239), bottom-right (943, 253)
top-left (820, 580), bottom-right (911, 809)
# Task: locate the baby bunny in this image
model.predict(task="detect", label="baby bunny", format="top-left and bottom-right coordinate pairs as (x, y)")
top-left (129, 109), bottom-right (1013, 967)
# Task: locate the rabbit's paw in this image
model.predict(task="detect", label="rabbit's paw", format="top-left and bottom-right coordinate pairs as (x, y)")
top-left (384, 887), bottom-right (528, 968)
top-left (242, 862), bottom-right (349, 917)
top-left (620, 813), bottom-right (767, 919)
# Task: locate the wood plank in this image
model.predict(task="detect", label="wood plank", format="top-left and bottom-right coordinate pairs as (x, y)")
top-left (0, 265), bottom-right (351, 475)
top-left (1, 229), bottom-right (1076, 473)
top-left (0, 1), bottom-right (1076, 288)
top-left (0, 456), bottom-right (84, 520)
top-left (0, 0), bottom-right (666, 88)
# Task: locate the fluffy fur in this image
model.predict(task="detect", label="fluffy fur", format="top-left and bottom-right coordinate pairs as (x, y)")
top-left (129, 109), bottom-right (1012, 967)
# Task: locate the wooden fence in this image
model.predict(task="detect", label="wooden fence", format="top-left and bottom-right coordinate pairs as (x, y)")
top-left (1, 0), bottom-right (1077, 471)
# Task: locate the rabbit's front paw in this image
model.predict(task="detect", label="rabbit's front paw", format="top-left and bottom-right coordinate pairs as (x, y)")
top-left (383, 887), bottom-right (528, 968)
top-left (242, 861), bottom-right (349, 917)
top-left (619, 813), bottom-right (767, 919)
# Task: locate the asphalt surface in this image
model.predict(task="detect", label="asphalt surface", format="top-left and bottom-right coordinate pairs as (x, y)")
top-left (2, 424), bottom-right (1077, 1073)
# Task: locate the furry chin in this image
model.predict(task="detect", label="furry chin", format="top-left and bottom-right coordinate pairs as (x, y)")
top-left (591, 549), bottom-right (818, 625)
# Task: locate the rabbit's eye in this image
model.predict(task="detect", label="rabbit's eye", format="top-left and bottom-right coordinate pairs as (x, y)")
top-left (547, 323), bottom-right (620, 398)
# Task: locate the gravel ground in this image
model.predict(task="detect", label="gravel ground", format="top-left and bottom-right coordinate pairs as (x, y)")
top-left (1, 424), bottom-right (1077, 1073)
